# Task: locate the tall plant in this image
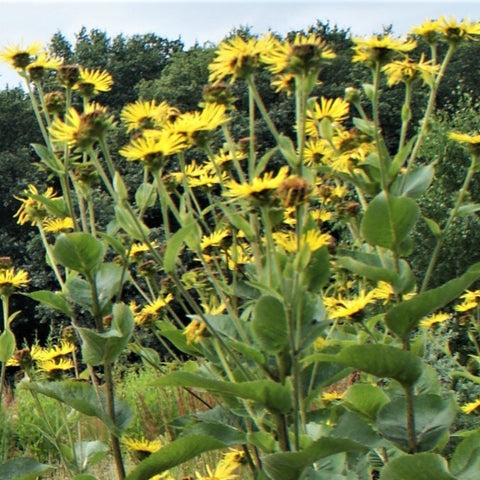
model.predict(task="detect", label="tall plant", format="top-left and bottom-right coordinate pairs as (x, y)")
top-left (1, 16), bottom-right (480, 480)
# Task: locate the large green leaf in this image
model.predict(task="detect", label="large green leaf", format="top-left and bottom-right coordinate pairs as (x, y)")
top-left (343, 383), bottom-right (390, 420)
top-left (19, 380), bottom-right (133, 435)
top-left (125, 435), bottom-right (226, 480)
top-left (376, 394), bottom-right (456, 452)
top-left (163, 219), bottom-right (199, 273)
top-left (262, 437), bottom-right (367, 480)
top-left (77, 303), bottom-right (134, 366)
top-left (360, 192), bottom-right (419, 250)
top-left (114, 205), bottom-right (150, 241)
top-left (308, 344), bottom-right (423, 387)
top-left (0, 457), bottom-right (53, 480)
top-left (53, 233), bottom-right (105, 276)
top-left (32, 143), bottom-right (64, 174)
top-left (23, 290), bottom-right (72, 316)
top-left (94, 263), bottom-right (125, 312)
top-left (380, 453), bottom-right (456, 480)
top-left (0, 328), bottom-right (15, 363)
top-left (386, 262), bottom-right (480, 339)
top-left (450, 429), bottom-right (480, 480)
top-left (304, 246), bottom-right (330, 292)
top-left (252, 294), bottom-right (288, 353)
top-left (152, 371), bottom-right (292, 413)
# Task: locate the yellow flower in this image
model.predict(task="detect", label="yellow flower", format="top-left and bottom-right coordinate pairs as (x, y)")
top-left (119, 131), bottom-right (186, 170)
top-left (382, 55), bottom-right (439, 87)
top-left (321, 390), bottom-right (345, 403)
top-left (120, 100), bottom-right (179, 132)
top-left (42, 217), bottom-right (75, 233)
top-left (36, 358), bottom-right (74, 373)
top-left (14, 185), bottom-right (60, 226)
top-left (184, 319), bottom-right (207, 344)
top-left (461, 398), bottom-right (480, 414)
top-left (34, 342), bottom-right (76, 361)
top-left (0, 267), bottom-right (29, 295)
top-left (449, 131), bottom-right (480, 156)
top-left (437, 16), bottom-right (480, 45)
top-left (134, 294), bottom-right (174, 325)
top-left (305, 97), bottom-right (350, 135)
top-left (26, 52), bottom-right (62, 82)
top-left (123, 437), bottom-right (162, 454)
top-left (74, 67), bottom-right (113, 98)
top-left (271, 73), bottom-right (296, 94)
top-left (304, 138), bottom-right (330, 165)
top-left (195, 448), bottom-right (242, 480)
top-left (370, 281), bottom-right (394, 304)
top-left (49, 103), bottom-right (114, 150)
top-left (201, 228), bottom-right (231, 251)
top-left (261, 33), bottom-right (335, 76)
top-left (411, 19), bottom-right (443, 45)
top-left (168, 103), bottom-right (229, 147)
top-left (419, 312), bottom-right (451, 328)
top-left (352, 35), bottom-right (417, 66)
top-left (455, 289), bottom-right (480, 312)
top-left (223, 166), bottom-right (290, 204)
top-left (0, 41), bottom-right (43, 69)
top-left (325, 290), bottom-right (376, 320)
top-left (310, 208), bottom-right (333, 223)
top-left (274, 230), bottom-right (332, 253)
top-left (209, 35), bottom-right (270, 84)
top-left (128, 241), bottom-right (157, 260)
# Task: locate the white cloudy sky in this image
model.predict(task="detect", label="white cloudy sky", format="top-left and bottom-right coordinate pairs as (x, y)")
top-left (0, 0), bottom-right (479, 88)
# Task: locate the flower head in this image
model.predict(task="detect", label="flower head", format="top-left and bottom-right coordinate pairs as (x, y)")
top-left (461, 398), bottom-right (480, 414)
top-left (305, 97), bottom-right (350, 135)
top-left (0, 267), bottom-right (29, 296)
top-left (49, 103), bottom-right (114, 151)
top-left (119, 131), bottom-right (186, 170)
top-left (382, 55), bottom-right (439, 87)
top-left (449, 131), bottom-right (480, 156)
top-left (74, 67), bottom-right (113, 98)
top-left (209, 35), bottom-right (271, 84)
top-left (42, 217), bottom-right (75, 233)
top-left (134, 294), bottom-right (174, 326)
top-left (26, 52), bottom-right (62, 82)
top-left (14, 185), bottom-right (61, 226)
top-left (120, 100), bottom-right (180, 132)
top-left (261, 33), bottom-right (336, 76)
top-left (352, 35), bottom-right (417, 66)
top-left (184, 319), bottom-right (207, 344)
top-left (325, 290), bottom-right (376, 320)
top-left (223, 166), bottom-right (290, 205)
top-left (419, 312), bottom-right (451, 328)
top-left (437, 16), bottom-right (480, 45)
top-left (0, 42), bottom-right (43, 70)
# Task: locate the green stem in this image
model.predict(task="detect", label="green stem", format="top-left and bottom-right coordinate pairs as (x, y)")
top-left (421, 154), bottom-right (478, 292)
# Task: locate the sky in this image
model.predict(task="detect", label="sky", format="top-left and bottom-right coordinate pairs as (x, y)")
top-left (0, 0), bottom-right (479, 88)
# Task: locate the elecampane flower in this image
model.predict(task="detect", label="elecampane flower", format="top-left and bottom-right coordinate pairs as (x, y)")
top-left (119, 131), bottom-right (186, 169)
top-left (437, 16), bottom-right (480, 45)
top-left (26, 52), bottom-right (62, 82)
top-left (0, 42), bottom-right (43, 69)
top-left (223, 166), bottom-right (290, 202)
top-left (14, 185), bottom-right (60, 226)
top-left (0, 267), bottom-right (29, 295)
top-left (449, 131), bottom-right (480, 156)
top-left (305, 97), bottom-right (350, 135)
top-left (419, 312), bottom-right (451, 328)
top-left (461, 398), bottom-right (480, 414)
top-left (325, 290), bottom-right (376, 320)
top-left (209, 35), bottom-right (271, 84)
top-left (382, 55), bottom-right (439, 87)
top-left (120, 100), bottom-right (180, 132)
top-left (352, 35), bottom-right (417, 66)
top-left (261, 33), bottom-right (335, 76)
top-left (74, 67), bottom-right (113, 97)
top-left (42, 217), bottom-right (74, 233)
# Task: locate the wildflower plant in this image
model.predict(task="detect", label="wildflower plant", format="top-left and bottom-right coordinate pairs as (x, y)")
top-left (2, 18), bottom-right (480, 480)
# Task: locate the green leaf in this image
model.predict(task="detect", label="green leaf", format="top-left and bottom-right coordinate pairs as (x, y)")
top-left (53, 233), bottom-right (105, 276)
top-left (361, 192), bottom-right (419, 250)
top-left (20, 380), bottom-right (133, 436)
top-left (32, 143), bottom-right (64, 174)
top-left (114, 205), bottom-right (150, 241)
top-left (376, 394), bottom-right (456, 452)
top-left (73, 475), bottom-right (99, 480)
top-left (23, 290), bottom-right (72, 316)
top-left (152, 371), bottom-right (292, 413)
top-left (125, 435), bottom-right (226, 480)
top-left (343, 383), bottom-right (390, 420)
top-left (308, 344), bottom-right (423, 387)
top-left (393, 165), bottom-right (435, 198)
top-left (75, 441), bottom-right (108, 472)
top-left (184, 421), bottom-right (246, 445)
top-left (379, 453), bottom-right (456, 480)
top-left (252, 294), bottom-right (288, 353)
top-left (304, 246), bottom-right (330, 292)
top-left (262, 437), bottom-right (366, 480)
top-left (66, 276), bottom-right (93, 311)
top-left (94, 263), bottom-right (125, 313)
top-left (386, 262), bottom-right (480, 339)
top-left (77, 303), bottom-right (134, 366)
top-left (0, 457), bottom-right (54, 480)
top-left (352, 117), bottom-right (376, 137)
top-left (0, 329), bottom-right (15, 363)
top-left (331, 411), bottom-right (382, 448)
top-left (388, 136), bottom-right (416, 179)
top-left (450, 429), bottom-right (480, 480)
top-left (457, 203), bottom-right (480, 217)
top-left (163, 220), bottom-right (198, 274)
top-left (423, 216), bottom-right (442, 239)
top-left (247, 432), bottom-right (277, 453)
top-left (135, 183), bottom-right (157, 210)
